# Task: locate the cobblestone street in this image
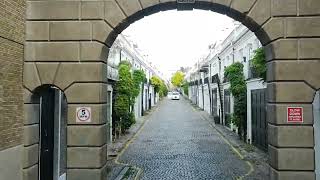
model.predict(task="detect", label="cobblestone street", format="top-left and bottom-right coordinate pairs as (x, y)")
top-left (118, 98), bottom-right (251, 179)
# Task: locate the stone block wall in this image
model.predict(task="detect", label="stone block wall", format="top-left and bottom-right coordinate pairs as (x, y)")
top-left (0, 0), bottom-right (25, 152)
top-left (0, 0), bottom-right (26, 179)
top-left (22, 0), bottom-right (320, 180)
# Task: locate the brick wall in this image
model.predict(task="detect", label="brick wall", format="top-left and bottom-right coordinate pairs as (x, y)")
top-left (0, 0), bottom-right (26, 151)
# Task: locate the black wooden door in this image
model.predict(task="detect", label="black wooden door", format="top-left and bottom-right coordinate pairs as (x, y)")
top-left (212, 89), bottom-right (217, 116)
top-left (251, 89), bottom-right (268, 151)
top-left (224, 89), bottom-right (231, 127)
top-left (40, 88), bottom-right (55, 180)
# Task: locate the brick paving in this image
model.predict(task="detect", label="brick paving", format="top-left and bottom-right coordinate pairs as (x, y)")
top-left (118, 98), bottom-right (251, 179)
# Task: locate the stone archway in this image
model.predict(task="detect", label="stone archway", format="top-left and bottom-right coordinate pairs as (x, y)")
top-left (24, 1), bottom-right (320, 180)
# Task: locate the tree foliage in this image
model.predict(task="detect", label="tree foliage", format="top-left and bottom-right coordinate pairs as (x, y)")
top-left (116, 61), bottom-right (133, 96)
top-left (151, 76), bottom-right (168, 98)
top-left (159, 80), bottom-right (168, 98)
top-left (251, 48), bottom-right (266, 81)
top-left (182, 81), bottom-right (189, 95)
top-left (132, 70), bottom-right (146, 98)
top-left (224, 62), bottom-right (247, 140)
top-left (151, 76), bottom-right (162, 93)
top-left (114, 62), bottom-right (136, 132)
top-left (171, 71), bottom-right (185, 87)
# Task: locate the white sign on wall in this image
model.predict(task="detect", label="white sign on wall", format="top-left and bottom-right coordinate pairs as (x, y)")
top-left (76, 107), bottom-right (91, 123)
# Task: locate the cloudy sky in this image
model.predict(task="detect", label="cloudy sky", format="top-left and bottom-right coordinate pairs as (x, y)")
top-left (122, 9), bottom-right (236, 80)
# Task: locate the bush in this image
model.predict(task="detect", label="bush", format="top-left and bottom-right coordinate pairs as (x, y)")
top-left (251, 48), bottom-right (266, 81)
top-left (182, 81), bottom-right (189, 96)
top-left (224, 62), bottom-right (247, 140)
top-left (113, 62), bottom-right (143, 134)
top-left (151, 76), bottom-right (168, 98)
top-left (121, 112), bottom-right (136, 131)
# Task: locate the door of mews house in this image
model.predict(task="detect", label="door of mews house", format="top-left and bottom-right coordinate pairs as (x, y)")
top-left (212, 88), bottom-right (219, 124)
top-left (39, 87), bottom-right (67, 180)
top-left (224, 89), bottom-right (231, 127)
top-left (251, 89), bottom-right (267, 151)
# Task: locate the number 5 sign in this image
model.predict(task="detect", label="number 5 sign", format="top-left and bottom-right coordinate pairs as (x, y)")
top-left (76, 107), bottom-right (91, 123)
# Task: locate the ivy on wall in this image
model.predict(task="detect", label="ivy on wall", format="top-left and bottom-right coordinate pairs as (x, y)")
top-left (251, 48), bottom-right (267, 81)
top-left (224, 62), bottom-right (247, 140)
top-left (182, 81), bottom-right (189, 96)
top-left (132, 70), bottom-right (146, 99)
top-left (151, 76), bottom-right (168, 98)
top-left (114, 62), bottom-right (146, 133)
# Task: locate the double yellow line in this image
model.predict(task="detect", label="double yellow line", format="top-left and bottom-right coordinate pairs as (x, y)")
top-left (114, 101), bottom-right (254, 180)
top-left (114, 103), bottom-right (162, 179)
top-left (193, 107), bottom-right (254, 180)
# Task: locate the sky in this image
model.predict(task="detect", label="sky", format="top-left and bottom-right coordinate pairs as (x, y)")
top-left (122, 9), bottom-right (236, 80)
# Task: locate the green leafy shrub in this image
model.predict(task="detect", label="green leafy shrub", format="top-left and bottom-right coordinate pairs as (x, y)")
top-left (114, 95), bottom-right (129, 118)
top-left (132, 70), bottom-right (146, 98)
top-left (113, 62), bottom-right (147, 133)
top-left (151, 76), bottom-right (168, 98)
top-left (224, 62), bottom-right (247, 140)
top-left (121, 112), bottom-right (136, 131)
top-left (251, 48), bottom-right (266, 81)
top-left (182, 81), bottom-right (189, 96)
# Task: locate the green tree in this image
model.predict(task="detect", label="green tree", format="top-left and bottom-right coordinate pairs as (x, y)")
top-left (151, 76), bottom-right (162, 93)
top-left (171, 71), bottom-right (185, 87)
top-left (224, 62), bottom-right (247, 140)
top-left (251, 48), bottom-right (266, 81)
top-left (182, 81), bottom-right (189, 95)
top-left (132, 70), bottom-right (146, 98)
top-left (151, 76), bottom-right (168, 98)
top-left (159, 80), bottom-right (168, 97)
top-left (114, 62), bottom-right (135, 133)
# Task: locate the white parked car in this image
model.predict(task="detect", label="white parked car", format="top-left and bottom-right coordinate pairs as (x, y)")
top-left (167, 92), bottom-right (173, 99)
top-left (171, 92), bottom-right (180, 100)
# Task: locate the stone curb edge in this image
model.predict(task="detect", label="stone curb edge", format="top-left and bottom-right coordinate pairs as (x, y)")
top-left (111, 99), bottom-right (165, 180)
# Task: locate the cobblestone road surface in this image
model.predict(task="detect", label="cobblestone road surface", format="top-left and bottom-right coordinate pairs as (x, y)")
top-left (118, 98), bottom-right (250, 180)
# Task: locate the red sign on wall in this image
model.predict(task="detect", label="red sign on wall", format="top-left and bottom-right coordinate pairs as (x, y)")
top-left (287, 107), bottom-right (303, 123)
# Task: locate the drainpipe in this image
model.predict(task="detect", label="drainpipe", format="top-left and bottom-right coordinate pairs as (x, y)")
top-left (201, 73), bottom-right (204, 110)
top-left (217, 57), bottom-right (224, 124)
top-left (141, 82), bottom-right (144, 116)
top-left (208, 65), bottom-right (212, 115)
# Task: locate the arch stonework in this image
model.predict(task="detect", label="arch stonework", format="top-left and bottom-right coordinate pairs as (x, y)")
top-left (23, 0), bottom-right (320, 180)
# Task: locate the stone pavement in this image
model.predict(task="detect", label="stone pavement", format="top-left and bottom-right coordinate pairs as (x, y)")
top-left (107, 105), bottom-right (161, 180)
top-left (197, 106), bottom-right (270, 180)
top-left (116, 98), bottom-right (260, 180)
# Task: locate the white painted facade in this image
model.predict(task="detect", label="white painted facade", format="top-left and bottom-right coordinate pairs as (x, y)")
top-left (108, 34), bottom-right (165, 142)
top-left (186, 24), bottom-right (266, 145)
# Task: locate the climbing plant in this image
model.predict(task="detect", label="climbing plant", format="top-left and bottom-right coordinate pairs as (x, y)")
top-left (151, 76), bottom-right (168, 98)
top-left (151, 76), bottom-right (162, 93)
top-left (224, 62), bottom-right (247, 140)
top-left (132, 70), bottom-right (146, 99)
top-left (159, 80), bottom-right (168, 98)
top-left (114, 61), bottom-right (135, 133)
top-left (251, 48), bottom-right (267, 81)
top-left (182, 81), bottom-right (189, 96)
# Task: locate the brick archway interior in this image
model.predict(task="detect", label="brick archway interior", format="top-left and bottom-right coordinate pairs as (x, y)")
top-left (23, 1), bottom-right (320, 180)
